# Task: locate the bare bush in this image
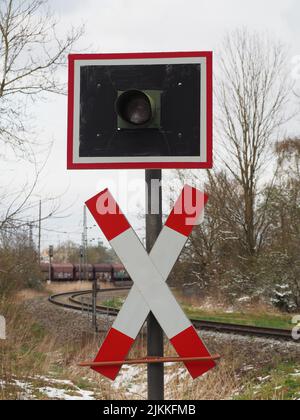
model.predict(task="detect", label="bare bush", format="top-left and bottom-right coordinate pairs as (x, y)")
top-left (0, 228), bottom-right (42, 296)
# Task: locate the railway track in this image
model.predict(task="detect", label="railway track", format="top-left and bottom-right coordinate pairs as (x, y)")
top-left (48, 288), bottom-right (127, 316)
top-left (48, 288), bottom-right (296, 342)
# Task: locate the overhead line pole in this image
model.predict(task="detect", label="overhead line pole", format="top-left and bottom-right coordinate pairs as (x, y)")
top-left (28, 222), bottom-right (33, 249)
top-left (38, 200), bottom-right (42, 264)
top-left (83, 205), bottom-right (88, 280)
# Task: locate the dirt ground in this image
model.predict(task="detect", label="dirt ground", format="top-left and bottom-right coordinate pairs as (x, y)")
top-left (16, 281), bottom-right (114, 302)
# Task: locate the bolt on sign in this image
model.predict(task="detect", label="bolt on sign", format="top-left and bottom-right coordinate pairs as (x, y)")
top-left (85, 186), bottom-right (216, 380)
top-left (67, 52), bottom-right (213, 170)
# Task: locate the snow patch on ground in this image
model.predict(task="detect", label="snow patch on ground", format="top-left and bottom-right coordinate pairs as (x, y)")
top-left (112, 365), bottom-right (147, 398)
top-left (237, 297), bottom-right (251, 303)
top-left (257, 376), bottom-right (271, 382)
top-left (0, 376), bottom-right (96, 400)
top-left (38, 386), bottom-right (95, 400)
top-left (110, 362), bottom-right (190, 399)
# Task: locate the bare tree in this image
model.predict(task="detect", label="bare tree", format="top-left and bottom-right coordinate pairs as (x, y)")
top-left (260, 138), bottom-right (300, 310)
top-left (0, 0), bottom-right (83, 244)
top-left (0, 0), bottom-right (83, 156)
top-left (275, 137), bottom-right (300, 179)
top-left (0, 176), bottom-right (60, 233)
top-left (217, 29), bottom-right (292, 256)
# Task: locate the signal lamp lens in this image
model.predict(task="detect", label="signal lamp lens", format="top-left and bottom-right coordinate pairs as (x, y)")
top-left (116, 90), bottom-right (153, 126)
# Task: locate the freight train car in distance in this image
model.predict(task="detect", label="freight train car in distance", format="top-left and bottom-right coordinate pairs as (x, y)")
top-left (51, 264), bottom-right (74, 281)
top-left (74, 264), bottom-right (94, 281)
top-left (94, 264), bottom-right (112, 281)
top-left (40, 262), bottom-right (132, 286)
top-left (112, 264), bottom-right (132, 287)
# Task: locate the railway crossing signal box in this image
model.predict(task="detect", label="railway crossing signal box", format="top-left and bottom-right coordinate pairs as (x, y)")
top-left (67, 52), bottom-right (213, 170)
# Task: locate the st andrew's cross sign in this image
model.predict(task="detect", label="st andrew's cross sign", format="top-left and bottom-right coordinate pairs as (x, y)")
top-left (85, 185), bottom-right (216, 380)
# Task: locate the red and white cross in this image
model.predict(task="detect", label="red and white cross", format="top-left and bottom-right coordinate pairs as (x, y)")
top-left (86, 185), bottom-right (216, 381)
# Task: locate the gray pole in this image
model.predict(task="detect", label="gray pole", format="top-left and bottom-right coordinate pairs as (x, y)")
top-left (48, 255), bottom-right (52, 284)
top-left (145, 169), bottom-right (164, 401)
top-left (28, 222), bottom-right (33, 249)
top-left (80, 245), bottom-right (84, 281)
top-left (83, 205), bottom-right (88, 280)
top-left (92, 276), bottom-right (98, 332)
top-left (48, 245), bottom-right (53, 284)
top-left (38, 200), bottom-right (42, 264)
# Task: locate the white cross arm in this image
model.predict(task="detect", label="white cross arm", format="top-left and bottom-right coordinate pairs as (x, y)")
top-left (86, 186), bottom-right (216, 380)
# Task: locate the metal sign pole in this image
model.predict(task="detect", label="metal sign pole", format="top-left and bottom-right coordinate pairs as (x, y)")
top-left (145, 169), bottom-right (164, 401)
top-left (48, 246), bottom-right (53, 284)
top-left (92, 276), bottom-right (98, 333)
top-left (80, 246), bottom-right (84, 281)
top-left (48, 256), bottom-right (52, 284)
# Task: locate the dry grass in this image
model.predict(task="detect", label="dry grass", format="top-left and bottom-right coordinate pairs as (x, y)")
top-left (0, 299), bottom-right (56, 399)
top-left (15, 281), bottom-right (114, 304)
top-left (46, 281), bottom-right (116, 295)
top-left (0, 292), bottom-right (130, 400)
top-left (45, 281), bottom-right (92, 295)
top-left (166, 362), bottom-right (240, 400)
top-left (174, 289), bottom-right (278, 315)
top-left (0, 300), bottom-right (293, 400)
top-left (1, 285), bottom-right (296, 400)
top-left (15, 289), bottom-right (48, 302)
top-left (65, 333), bottom-right (242, 401)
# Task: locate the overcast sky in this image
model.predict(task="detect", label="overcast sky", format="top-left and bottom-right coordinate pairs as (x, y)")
top-left (2, 0), bottom-right (300, 251)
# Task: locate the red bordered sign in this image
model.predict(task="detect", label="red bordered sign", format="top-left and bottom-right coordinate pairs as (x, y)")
top-left (67, 51), bottom-right (213, 170)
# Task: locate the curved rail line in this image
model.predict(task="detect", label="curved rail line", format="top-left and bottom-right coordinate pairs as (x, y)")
top-left (48, 289), bottom-right (296, 342)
